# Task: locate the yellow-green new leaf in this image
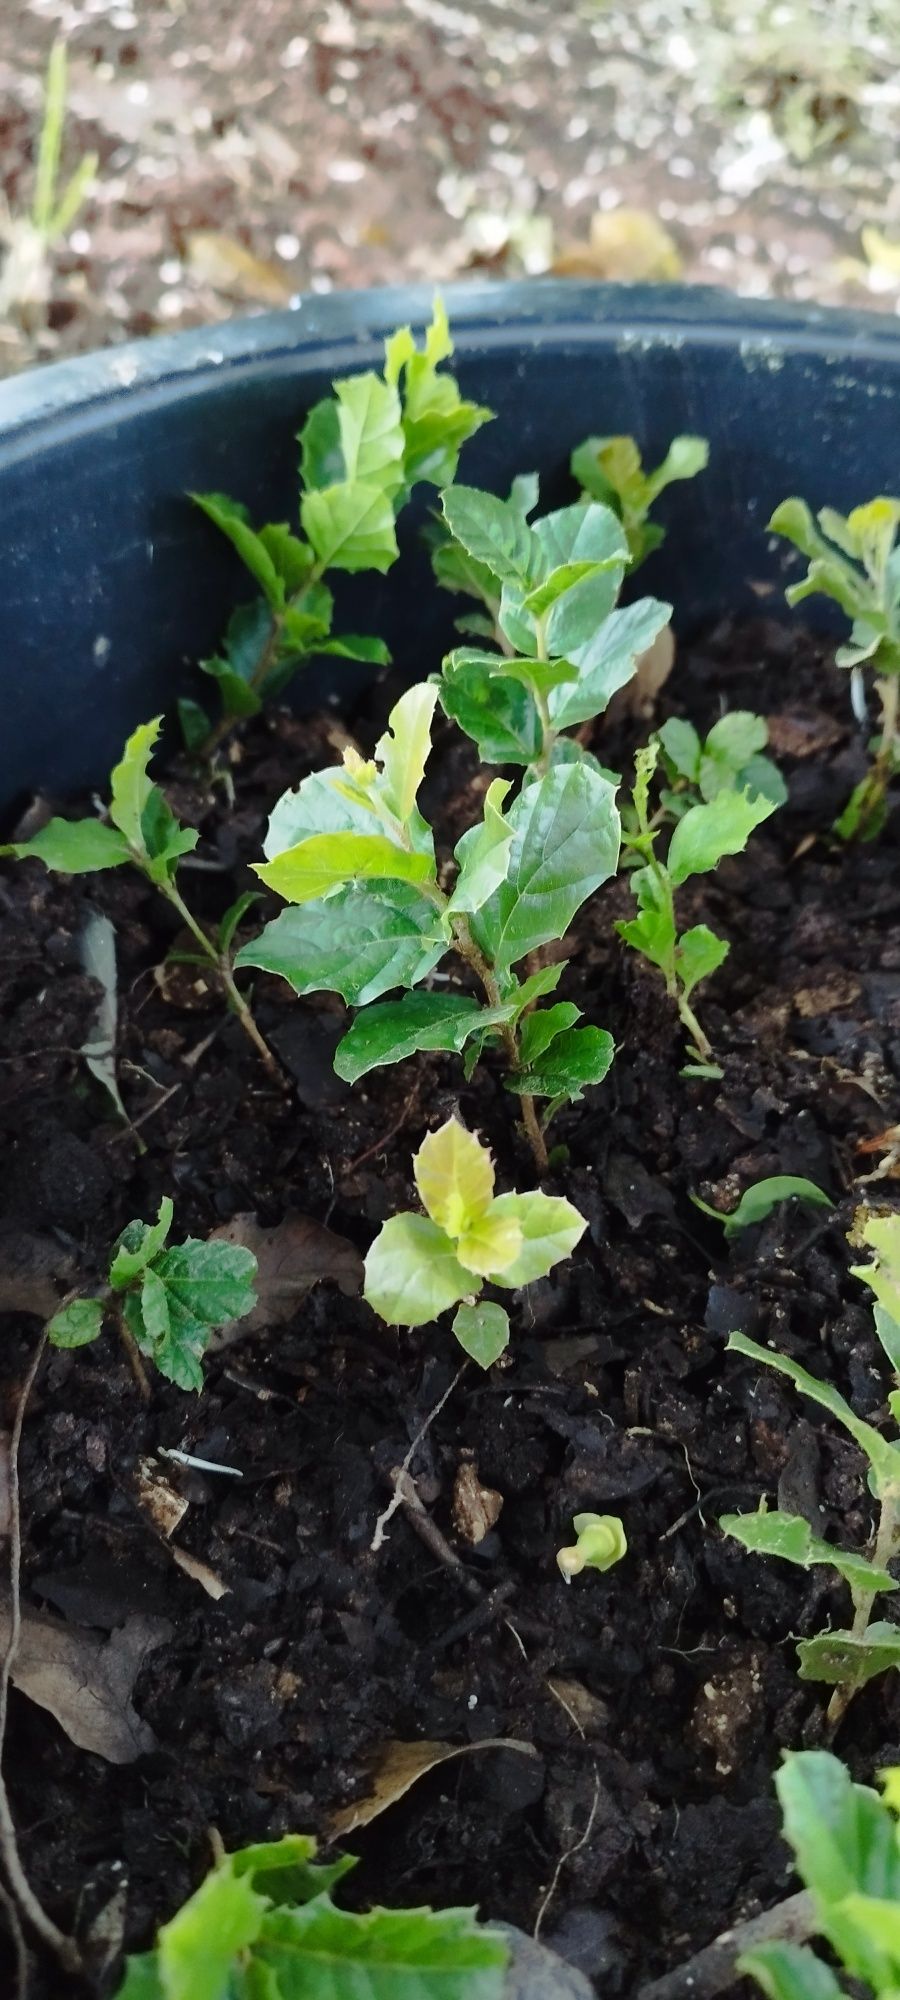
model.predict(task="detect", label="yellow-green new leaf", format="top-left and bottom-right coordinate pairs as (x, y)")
top-left (488, 1192), bottom-right (586, 1288)
top-left (255, 833), bottom-right (435, 905)
top-left (456, 1210), bottom-right (523, 1279)
top-left (851, 1214), bottom-right (900, 1325)
top-left (363, 1214), bottom-right (472, 1327)
top-left (448, 779), bottom-right (514, 915)
top-left (300, 482), bottom-right (398, 573)
top-left (375, 684), bottom-right (439, 825)
top-left (335, 373), bottom-right (405, 496)
top-left (109, 717), bottom-right (162, 851)
top-left (414, 1119), bottom-right (494, 1237)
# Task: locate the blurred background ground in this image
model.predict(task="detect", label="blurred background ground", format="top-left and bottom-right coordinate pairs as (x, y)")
top-left (1, 0), bottom-right (899, 374)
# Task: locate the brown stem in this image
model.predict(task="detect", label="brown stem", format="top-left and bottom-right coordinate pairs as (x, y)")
top-left (160, 880), bottom-right (285, 1087)
top-left (451, 920), bottom-right (548, 1173)
top-left (115, 1310), bottom-right (152, 1401)
top-left (0, 1328), bottom-right (83, 1974)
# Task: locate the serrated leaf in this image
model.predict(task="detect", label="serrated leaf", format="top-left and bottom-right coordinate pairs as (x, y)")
top-left (452, 1301), bottom-right (510, 1368)
top-left (448, 778), bottom-right (514, 914)
top-left (363, 1214), bottom-right (472, 1327)
top-left (851, 1214), bottom-right (900, 1325)
top-left (253, 1898), bottom-right (507, 2000)
top-left (127, 1237), bottom-right (257, 1391)
top-left (157, 1859), bottom-right (268, 2000)
top-left (256, 523), bottom-right (316, 593)
top-left (375, 684), bottom-right (438, 825)
top-left (255, 831), bottom-right (435, 904)
top-left (333, 992), bottom-right (509, 1084)
top-left (658, 716), bottom-right (702, 782)
top-left (703, 710), bottom-right (769, 775)
top-left (299, 396), bottom-right (345, 490)
top-left (533, 500), bottom-right (627, 575)
top-left (719, 1508), bottom-right (896, 1595)
top-left (335, 372), bottom-right (405, 496)
top-left (739, 1941), bottom-right (847, 2000)
top-left (235, 884), bottom-right (447, 1006)
top-left (517, 1002), bottom-right (582, 1068)
top-left (510, 1024), bottom-right (615, 1104)
top-left (109, 717), bottom-right (161, 850)
top-left (138, 789), bottom-right (198, 884)
top-left (676, 924), bottom-right (729, 999)
top-left (109, 1198), bottom-right (175, 1288)
top-left (667, 788), bottom-right (776, 886)
top-left (456, 1209), bottom-right (523, 1278)
top-left (727, 1333), bottom-right (900, 1499)
top-left (702, 1176), bottom-right (832, 1235)
top-left (192, 492), bottom-right (285, 608)
top-left (440, 486), bottom-right (534, 585)
top-left (316, 633), bottom-right (391, 665)
top-left (414, 1118), bottom-right (494, 1235)
top-left (503, 961), bottom-right (567, 1019)
top-left (301, 482), bottom-right (398, 573)
top-left (471, 762), bottom-right (621, 971)
top-left (264, 769), bottom-right (383, 856)
top-left (549, 597), bottom-right (672, 729)
top-left (2, 816), bottom-right (130, 874)
top-left (773, 1746), bottom-right (900, 1987)
top-left (47, 1297), bottom-right (105, 1349)
top-left (229, 1834), bottom-right (354, 1907)
top-left (438, 654), bottom-right (541, 766)
top-left (488, 1191), bottom-right (586, 1287)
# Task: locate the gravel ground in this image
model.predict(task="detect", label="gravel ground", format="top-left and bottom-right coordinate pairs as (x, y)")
top-left (0, 0), bottom-right (899, 369)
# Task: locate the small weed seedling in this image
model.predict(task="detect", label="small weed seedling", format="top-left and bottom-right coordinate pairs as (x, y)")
top-left (115, 1830), bottom-right (508, 2000)
top-left (692, 1175), bottom-right (833, 1236)
top-left (0, 38), bottom-right (97, 330)
top-left (722, 1211), bottom-right (900, 1727)
top-left (432, 476), bottom-right (672, 776)
top-left (237, 683), bottom-right (622, 1167)
top-left (557, 1513), bottom-right (627, 1582)
top-left (362, 1118), bottom-right (585, 1363)
top-left (1, 717), bottom-right (281, 1079)
top-left (188, 300), bottom-right (491, 756)
top-left (656, 711), bottom-right (786, 817)
top-left (570, 432), bottom-right (709, 565)
top-left (49, 1197), bottom-right (256, 1392)
top-left (617, 740), bottom-right (777, 1068)
top-left (771, 495), bottom-right (900, 839)
top-left (741, 1751), bottom-right (900, 2000)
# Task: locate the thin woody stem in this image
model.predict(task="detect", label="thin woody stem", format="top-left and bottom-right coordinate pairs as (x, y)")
top-left (159, 879), bottom-right (285, 1085)
top-left (451, 919), bottom-right (548, 1173)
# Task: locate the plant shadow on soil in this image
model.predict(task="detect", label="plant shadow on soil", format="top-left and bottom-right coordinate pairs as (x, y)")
top-left (0, 614), bottom-right (898, 1995)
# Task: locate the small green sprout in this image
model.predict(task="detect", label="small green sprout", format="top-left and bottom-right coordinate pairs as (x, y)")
top-left (0, 717), bottom-right (280, 1080)
top-left (741, 1751), bottom-right (900, 2000)
top-left (431, 478), bottom-right (672, 779)
top-left (0, 38), bottom-right (98, 331)
top-left (237, 682), bottom-right (620, 1168)
top-left (556, 1513), bottom-right (627, 1583)
top-left (188, 300), bottom-right (491, 758)
top-left (721, 1211), bottom-right (900, 1727)
top-left (362, 1117), bottom-right (586, 1362)
top-left (656, 711), bottom-right (787, 817)
top-left (115, 1830), bottom-right (508, 2000)
top-left (570, 432), bottom-right (709, 565)
top-left (691, 1175), bottom-right (833, 1236)
top-left (616, 739), bottom-right (777, 1066)
top-left (770, 494), bottom-right (900, 839)
top-left (48, 1197), bottom-right (257, 1393)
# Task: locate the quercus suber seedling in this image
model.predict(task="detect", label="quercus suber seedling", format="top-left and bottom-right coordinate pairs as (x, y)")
top-left (722, 1211), bottom-right (900, 1728)
top-left (362, 1118), bottom-right (586, 1363)
top-left (570, 431), bottom-right (709, 566)
top-left (48, 1196), bottom-right (257, 1392)
top-left (116, 1830), bottom-right (508, 2000)
top-left (0, 717), bottom-right (281, 1079)
top-left (656, 710), bottom-right (787, 817)
top-left (771, 495), bottom-right (900, 840)
top-left (187, 300), bottom-right (491, 757)
top-left (616, 739), bottom-right (777, 1067)
top-left (557, 1513), bottom-right (627, 1583)
top-left (691, 1175), bottom-right (833, 1236)
top-left (236, 682), bottom-right (621, 1169)
top-left (431, 476), bottom-right (673, 775)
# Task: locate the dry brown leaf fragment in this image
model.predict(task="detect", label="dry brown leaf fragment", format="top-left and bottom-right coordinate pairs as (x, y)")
top-left (546, 1677), bottom-right (610, 1737)
top-left (186, 232), bottom-right (294, 304)
top-left (794, 973), bottom-right (862, 1018)
top-left (169, 1547), bottom-right (230, 1600)
top-left (0, 1225), bottom-right (77, 1319)
top-left (553, 208), bottom-right (682, 282)
top-left (451, 1461), bottom-right (503, 1545)
top-left (606, 625), bottom-right (676, 724)
top-left (0, 1598), bottom-right (170, 1763)
top-left (134, 1459), bottom-right (188, 1541)
top-left (326, 1736), bottom-right (539, 1837)
top-left (209, 1211), bottom-right (363, 1343)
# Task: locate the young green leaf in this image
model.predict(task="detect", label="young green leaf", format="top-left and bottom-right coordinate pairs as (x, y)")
top-left (109, 1197), bottom-right (175, 1288)
top-left (363, 1214), bottom-right (472, 1328)
top-left (727, 1331), bottom-right (900, 1499)
top-left (438, 654), bottom-right (542, 766)
top-left (1, 816), bottom-right (130, 874)
top-left (124, 1236), bottom-right (257, 1392)
top-left (300, 482), bottom-right (398, 574)
top-left (739, 1940), bottom-right (847, 2000)
top-left (414, 1118), bottom-right (494, 1236)
top-left (850, 1213), bottom-right (900, 1326)
top-left (470, 762), bottom-right (621, 971)
top-left (255, 831), bottom-right (435, 905)
top-left (439, 486), bottom-right (534, 585)
top-left (516, 1002), bottom-right (582, 1068)
top-left (509, 1025), bottom-right (616, 1104)
top-left (191, 491), bottom-right (286, 609)
top-left (448, 779), bottom-right (514, 914)
top-left (694, 1176), bottom-right (833, 1236)
top-left (235, 884), bottom-right (448, 1007)
top-left (798, 1623), bottom-right (900, 1692)
top-left (374, 683), bottom-right (439, 825)
top-left (109, 716), bottom-right (161, 850)
top-left (452, 1301), bottom-right (510, 1368)
top-left (47, 1297), bottom-right (105, 1349)
top-left (487, 1192), bottom-right (586, 1288)
top-left (676, 925), bottom-right (729, 999)
top-left (334, 372), bottom-right (405, 496)
top-left (720, 1507), bottom-right (896, 1596)
top-left (333, 992), bottom-right (510, 1085)
top-left (658, 717), bottom-right (702, 782)
top-left (667, 788), bottom-right (777, 886)
top-left (549, 597), bottom-right (672, 730)
top-left (299, 396), bottom-right (344, 490)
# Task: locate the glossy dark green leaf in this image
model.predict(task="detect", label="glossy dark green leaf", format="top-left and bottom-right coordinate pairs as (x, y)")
top-left (301, 482), bottom-right (398, 573)
top-left (298, 395), bottom-right (344, 490)
top-left (471, 762), bottom-right (621, 971)
top-left (235, 884), bottom-right (448, 1007)
top-left (509, 1024), bottom-right (615, 1103)
top-left (191, 491), bottom-right (285, 609)
top-left (315, 633), bottom-right (391, 664)
top-left (550, 597), bottom-right (672, 728)
top-left (333, 992), bottom-right (510, 1084)
top-left (438, 654), bottom-right (541, 766)
top-left (439, 486), bottom-right (534, 585)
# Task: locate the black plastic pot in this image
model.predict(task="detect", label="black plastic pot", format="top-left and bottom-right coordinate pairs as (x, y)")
top-left (1, 278), bottom-right (900, 815)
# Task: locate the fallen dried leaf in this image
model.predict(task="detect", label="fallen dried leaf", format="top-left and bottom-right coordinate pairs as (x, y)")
top-left (186, 231), bottom-right (294, 304)
top-left (0, 1225), bottom-right (76, 1319)
top-left (135, 1459), bottom-right (188, 1541)
top-left (794, 973), bottom-right (862, 1017)
top-left (451, 1461), bottom-right (503, 1545)
top-left (607, 625), bottom-right (676, 723)
top-left (326, 1736), bottom-right (539, 1837)
top-left (169, 1547), bottom-right (230, 1600)
top-left (766, 710), bottom-right (844, 760)
top-left (210, 1211), bottom-right (363, 1343)
top-left (553, 208), bottom-right (682, 282)
top-left (0, 1599), bottom-right (169, 1762)
top-left (546, 1677), bottom-right (610, 1737)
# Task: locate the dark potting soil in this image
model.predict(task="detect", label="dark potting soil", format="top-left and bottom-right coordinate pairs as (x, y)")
top-left (0, 614), bottom-right (899, 1997)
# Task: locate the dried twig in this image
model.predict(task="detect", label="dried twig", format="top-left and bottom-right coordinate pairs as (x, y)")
top-left (636, 1892), bottom-right (815, 2000)
top-left (0, 1328), bottom-right (82, 1974)
top-left (533, 1767), bottom-right (601, 1941)
top-left (370, 1363), bottom-right (468, 1553)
